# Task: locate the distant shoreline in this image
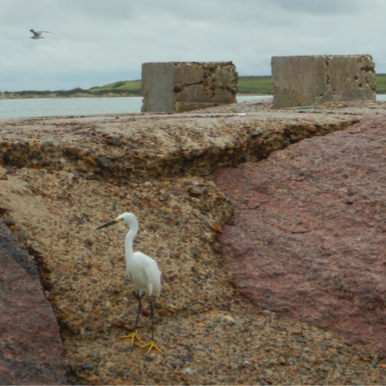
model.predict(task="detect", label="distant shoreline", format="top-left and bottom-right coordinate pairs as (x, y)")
top-left (0, 92), bottom-right (268, 100)
top-left (1, 93), bottom-right (384, 100)
top-left (2, 72), bottom-right (386, 99)
top-left (0, 92), bottom-right (140, 100)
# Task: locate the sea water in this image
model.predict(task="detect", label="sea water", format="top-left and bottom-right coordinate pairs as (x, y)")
top-left (0, 95), bottom-right (385, 119)
top-left (0, 96), bottom-right (271, 119)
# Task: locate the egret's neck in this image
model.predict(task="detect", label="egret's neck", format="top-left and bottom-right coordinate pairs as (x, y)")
top-left (124, 222), bottom-right (138, 258)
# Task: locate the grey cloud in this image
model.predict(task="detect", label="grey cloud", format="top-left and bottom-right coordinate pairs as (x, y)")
top-left (0, 0), bottom-right (385, 91)
top-left (272, 0), bottom-right (363, 14)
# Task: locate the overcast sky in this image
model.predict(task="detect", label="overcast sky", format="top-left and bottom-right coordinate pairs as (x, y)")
top-left (1, 0), bottom-right (386, 91)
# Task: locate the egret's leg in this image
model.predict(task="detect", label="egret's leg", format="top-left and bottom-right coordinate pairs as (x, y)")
top-left (134, 290), bottom-right (142, 329)
top-left (140, 295), bottom-right (163, 354)
top-left (120, 290), bottom-right (143, 345)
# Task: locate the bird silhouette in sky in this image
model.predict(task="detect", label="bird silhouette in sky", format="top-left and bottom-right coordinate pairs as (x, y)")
top-left (30, 29), bottom-right (50, 40)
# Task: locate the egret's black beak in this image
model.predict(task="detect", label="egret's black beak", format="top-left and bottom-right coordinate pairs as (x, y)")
top-left (95, 220), bottom-right (117, 230)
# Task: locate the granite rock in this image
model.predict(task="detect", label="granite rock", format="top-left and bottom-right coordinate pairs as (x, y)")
top-left (0, 222), bottom-right (76, 384)
top-left (214, 115), bottom-right (386, 356)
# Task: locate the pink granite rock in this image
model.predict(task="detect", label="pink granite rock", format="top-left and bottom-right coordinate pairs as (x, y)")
top-left (214, 115), bottom-right (386, 356)
top-left (0, 222), bottom-right (75, 384)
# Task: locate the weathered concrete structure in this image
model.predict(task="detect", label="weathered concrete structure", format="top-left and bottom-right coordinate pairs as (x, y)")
top-left (141, 61), bottom-right (238, 113)
top-left (272, 55), bottom-right (376, 108)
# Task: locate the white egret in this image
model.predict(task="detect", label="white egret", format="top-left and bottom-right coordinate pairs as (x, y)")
top-left (96, 212), bottom-right (162, 354)
top-left (29, 29), bottom-right (50, 39)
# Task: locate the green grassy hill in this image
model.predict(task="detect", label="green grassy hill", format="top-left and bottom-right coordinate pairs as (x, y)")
top-left (375, 74), bottom-right (386, 93)
top-left (89, 74), bottom-right (386, 95)
top-left (236, 76), bottom-right (273, 95)
top-left (89, 80), bottom-right (142, 96)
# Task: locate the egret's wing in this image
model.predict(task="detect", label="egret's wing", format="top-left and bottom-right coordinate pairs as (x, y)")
top-left (30, 30), bottom-right (51, 37)
top-left (140, 255), bottom-right (161, 296)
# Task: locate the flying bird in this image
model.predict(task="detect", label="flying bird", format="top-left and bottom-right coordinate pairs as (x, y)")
top-left (96, 212), bottom-right (163, 354)
top-left (29, 29), bottom-right (50, 39)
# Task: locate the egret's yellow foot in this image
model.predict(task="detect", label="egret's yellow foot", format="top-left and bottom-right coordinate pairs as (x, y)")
top-left (141, 340), bottom-right (163, 354)
top-left (120, 330), bottom-right (143, 346)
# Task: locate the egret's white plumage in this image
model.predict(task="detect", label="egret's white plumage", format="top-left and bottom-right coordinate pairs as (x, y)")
top-left (30, 29), bottom-right (50, 39)
top-left (120, 213), bottom-right (161, 298)
top-left (96, 212), bottom-right (162, 354)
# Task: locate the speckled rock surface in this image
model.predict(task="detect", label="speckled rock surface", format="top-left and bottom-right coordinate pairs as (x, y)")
top-left (0, 221), bottom-right (75, 385)
top-left (1, 99), bottom-right (386, 384)
top-left (0, 99), bottom-right (368, 183)
top-left (214, 114), bottom-right (386, 357)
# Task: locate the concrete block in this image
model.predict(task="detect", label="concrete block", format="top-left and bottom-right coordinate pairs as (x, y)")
top-left (142, 62), bottom-right (238, 113)
top-left (272, 55), bottom-right (376, 108)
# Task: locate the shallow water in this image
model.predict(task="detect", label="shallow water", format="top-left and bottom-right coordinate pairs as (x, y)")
top-left (0, 95), bottom-right (272, 119)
